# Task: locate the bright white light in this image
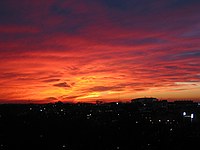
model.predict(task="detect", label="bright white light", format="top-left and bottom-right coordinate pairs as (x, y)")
top-left (183, 112), bottom-right (186, 116)
top-left (87, 114), bottom-right (92, 117)
top-left (191, 114), bottom-right (194, 119)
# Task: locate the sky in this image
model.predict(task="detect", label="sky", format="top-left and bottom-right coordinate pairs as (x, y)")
top-left (0, 0), bottom-right (200, 103)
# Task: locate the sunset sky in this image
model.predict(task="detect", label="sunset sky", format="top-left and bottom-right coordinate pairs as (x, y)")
top-left (0, 0), bottom-right (200, 103)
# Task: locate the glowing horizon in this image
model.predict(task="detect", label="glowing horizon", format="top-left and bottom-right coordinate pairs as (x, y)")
top-left (0, 0), bottom-right (200, 103)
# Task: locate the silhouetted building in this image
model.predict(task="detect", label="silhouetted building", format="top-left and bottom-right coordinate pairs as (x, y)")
top-left (0, 98), bottom-right (200, 150)
top-left (131, 97), bottom-right (158, 103)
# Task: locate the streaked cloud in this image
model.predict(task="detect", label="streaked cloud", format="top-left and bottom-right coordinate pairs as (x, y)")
top-left (0, 0), bottom-right (199, 103)
top-left (53, 82), bottom-right (71, 88)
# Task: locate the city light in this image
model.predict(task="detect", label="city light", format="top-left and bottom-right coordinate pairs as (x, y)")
top-left (191, 114), bottom-right (194, 119)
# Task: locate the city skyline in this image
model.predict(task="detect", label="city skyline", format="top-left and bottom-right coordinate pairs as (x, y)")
top-left (0, 0), bottom-right (200, 103)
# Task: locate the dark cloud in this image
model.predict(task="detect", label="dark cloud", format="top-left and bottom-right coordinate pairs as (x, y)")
top-left (42, 79), bottom-right (60, 82)
top-left (44, 97), bottom-right (58, 101)
top-left (53, 82), bottom-right (71, 88)
top-left (163, 51), bottom-right (200, 61)
top-left (104, 37), bottom-right (167, 47)
top-left (134, 88), bottom-right (146, 91)
top-left (89, 86), bottom-right (122, 92)
top-left (176, 51), bottom-right (200, 58)
top-left (50, 4), bottom-right (72, 16)
top-left (61, 95), bottom-right (83, 100)
top-left (101, 0), bottom-right (128, 10)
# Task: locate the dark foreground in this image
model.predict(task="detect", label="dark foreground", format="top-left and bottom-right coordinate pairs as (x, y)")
top-left (0, 101), bottom-right (200, 150)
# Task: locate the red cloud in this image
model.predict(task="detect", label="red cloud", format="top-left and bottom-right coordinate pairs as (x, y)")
top-left (0, 0), bottom-right (200, 103)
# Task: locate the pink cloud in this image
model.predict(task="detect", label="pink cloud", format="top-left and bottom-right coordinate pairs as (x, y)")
top-left (0, 0), bottom-right (200, 103)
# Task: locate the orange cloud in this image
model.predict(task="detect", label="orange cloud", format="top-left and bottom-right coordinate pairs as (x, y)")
top-left (0, 0), bottom-right (200, 103)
